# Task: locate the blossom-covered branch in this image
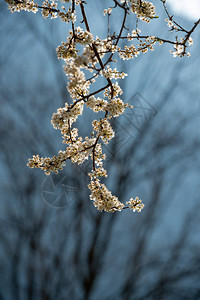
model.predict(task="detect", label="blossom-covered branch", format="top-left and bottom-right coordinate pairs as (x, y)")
top-left (6, 0), bottom-right (200, 213)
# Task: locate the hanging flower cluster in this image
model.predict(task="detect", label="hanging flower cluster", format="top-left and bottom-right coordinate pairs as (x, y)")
top-left (129, 0), bottom-right (156, 23)
top-left (6, 0), bottom-right (200, 213)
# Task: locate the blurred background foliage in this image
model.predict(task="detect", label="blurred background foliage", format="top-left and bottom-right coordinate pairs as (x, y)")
top-left (1, 0), bottom-right (200, 299)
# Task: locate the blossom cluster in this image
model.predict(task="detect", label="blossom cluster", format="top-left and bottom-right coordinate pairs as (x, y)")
top-left (6, 0), bottom-right (39, 13)
top-left (6, 0), bottom-right (198, 213)
top-left (103, 7), bottom-right (112, 16)
top-left (92, 119), bottom-right (115, 144)
top-left (88, 179), bottom-right (125, 212)
top-left (126, 197), bottom-right (144, 212)
top-left (129, 0), bottom-right (156, 23)
top-left (170, 37), bottom-right (193, 58)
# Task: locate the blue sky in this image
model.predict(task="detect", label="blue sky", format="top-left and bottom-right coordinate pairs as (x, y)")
top-left (168, 0), bottom-right (200, 20)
